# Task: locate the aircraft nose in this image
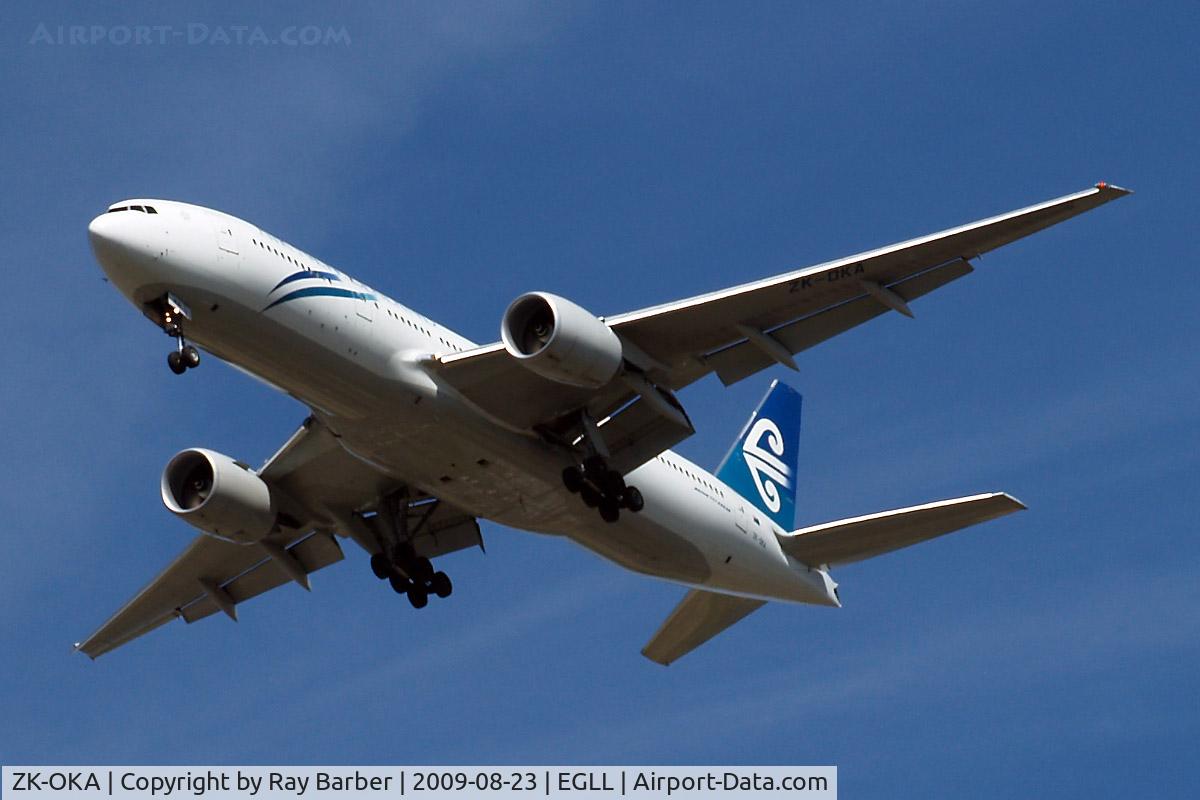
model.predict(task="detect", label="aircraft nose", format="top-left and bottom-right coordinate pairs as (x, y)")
top-left (87, 212), bottom-right (107, 240)
top-left (88, 209), bottom-right (158, 295)
top-left (88, 211), bottom-right (128, 261)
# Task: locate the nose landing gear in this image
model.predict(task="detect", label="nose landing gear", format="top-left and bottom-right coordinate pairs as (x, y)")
top-left (150, 294), bottom-right (200, 375)
top-left (167, 340), bottom-right (201, 375)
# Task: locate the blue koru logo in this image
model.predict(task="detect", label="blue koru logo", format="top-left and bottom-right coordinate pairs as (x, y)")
top-left (741, 417), bottom-right (791, 513)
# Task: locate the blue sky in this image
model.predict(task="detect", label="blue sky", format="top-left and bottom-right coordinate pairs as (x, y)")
top-left (1, 1), bottom-right (1197, 796)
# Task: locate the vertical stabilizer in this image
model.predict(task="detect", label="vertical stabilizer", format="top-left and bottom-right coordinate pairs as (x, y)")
top-left (715, 380), bottom-right (802, 529)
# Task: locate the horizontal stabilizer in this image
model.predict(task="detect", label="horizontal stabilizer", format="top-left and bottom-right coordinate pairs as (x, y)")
top-left (778, 492), bottom-right (1025, 567)
top-left (642, 589), bottom-right (765, 666)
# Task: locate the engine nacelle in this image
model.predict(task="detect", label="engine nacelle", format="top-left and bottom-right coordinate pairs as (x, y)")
top-left (161, 448), bottom-right (277, 544)
top-left (500, 292), bottom-right (623, 388)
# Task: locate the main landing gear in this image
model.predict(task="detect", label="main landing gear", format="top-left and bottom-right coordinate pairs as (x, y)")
top-left (360, 489), bottom-right (454, 610)
top-left (562, 455), bottom-right (644, 524)
top-left (369, 545), bottom-right (452, 609)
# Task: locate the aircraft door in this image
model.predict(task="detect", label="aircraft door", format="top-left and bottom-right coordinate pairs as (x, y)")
top-left (216, 224), bottom-right (239, 255)
top-left (353, 282), bottom-right (374, 323)
top-left (733, 497), bottom-right (747, 533)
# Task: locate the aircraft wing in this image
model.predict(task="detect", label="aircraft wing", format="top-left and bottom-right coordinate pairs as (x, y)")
top-left (77, 417), bottom-right (480, 658)
top-left (777, 492), bottom-right (1026, 567)
top-left (75, 530), bottom-right (345, 658)
top-left (431, 184), bottom-right (1129, 467)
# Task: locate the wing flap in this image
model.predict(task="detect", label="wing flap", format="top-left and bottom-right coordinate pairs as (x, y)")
top-left (642, 589), bottom-right (766, 666)
top-left (407, 507), bottom-right (484, 559)
top-left (705, 257), bottom-right (974, 386)
top-left (179, 532), bottom-right (345, 624)
top-left (778, 492), bottom-right (1026, 567)
top-left (598, 394), bottom-right (696, 474)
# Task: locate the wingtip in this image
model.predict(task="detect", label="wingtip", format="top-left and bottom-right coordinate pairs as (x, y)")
top-left (998, 492), bottom-right (1028, 511)
top-left (641, 648), bottom-right (672, 667)
top-left (1095, 181), bottom-right (1133, 196)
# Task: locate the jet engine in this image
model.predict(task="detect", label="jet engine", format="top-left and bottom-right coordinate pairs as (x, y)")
top-left (500, 292), bottom-right (623, 388)
top-left (161, 448), bottom-right (277, 544)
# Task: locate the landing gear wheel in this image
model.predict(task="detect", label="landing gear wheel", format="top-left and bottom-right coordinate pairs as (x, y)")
top-left (622, 486), bottom-right (644, 513)
top-left (583, 455), bottom-right (607, 480)
top-left (370, 553), bottom-right (391, 580)
top-left (581, 485), bottom-right (601, 508)
top-left (388, 574), bottom-right (410, 594)
top-left (599, 500), bottom-right (620, 523)
top-left (603, 469), bottom-right (626, 496)
top-left (182, 345), bottom-right (201, 369)
top-left (167, 351), bottom-right (186, 375)
top-left (413, 556), bottom-right (434, 581)
top-left (431, 571), bottom-right (453, 599)
top-left (561, 466), bottom-right (584, 493)
top-left (408, 586), bottom-right (429, 609)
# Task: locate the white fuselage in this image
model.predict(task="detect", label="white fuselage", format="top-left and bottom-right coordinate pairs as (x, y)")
top-left (88, 199), bottom-right (838, 607)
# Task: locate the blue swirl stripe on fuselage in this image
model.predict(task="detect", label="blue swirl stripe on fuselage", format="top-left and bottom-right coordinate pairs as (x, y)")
top-left (263, 285), bottom-right (378, 311)
top-left (270, 270), bottom-right (342, 293)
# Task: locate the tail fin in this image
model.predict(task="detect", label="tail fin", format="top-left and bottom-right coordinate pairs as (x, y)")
top-left (715, 380), bottom-right (802, 529)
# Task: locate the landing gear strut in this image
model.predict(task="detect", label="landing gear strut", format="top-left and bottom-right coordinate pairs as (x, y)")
top-left (155, 297), bottom-right (200, 375)
top-left (562, 454), bottom-right (644, 524)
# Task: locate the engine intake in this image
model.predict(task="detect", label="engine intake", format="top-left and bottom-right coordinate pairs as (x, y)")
top-left (501, 292), bottom-right (623, 388)
top-left (161, 448), bottom-right (277, 544)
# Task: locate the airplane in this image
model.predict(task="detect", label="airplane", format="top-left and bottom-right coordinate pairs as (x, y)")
top-left (78, 183), bottom-right (1129, 664)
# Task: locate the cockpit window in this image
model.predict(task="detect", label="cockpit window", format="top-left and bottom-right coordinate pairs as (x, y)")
top-left (106, 205), bottom-right (158, 214)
